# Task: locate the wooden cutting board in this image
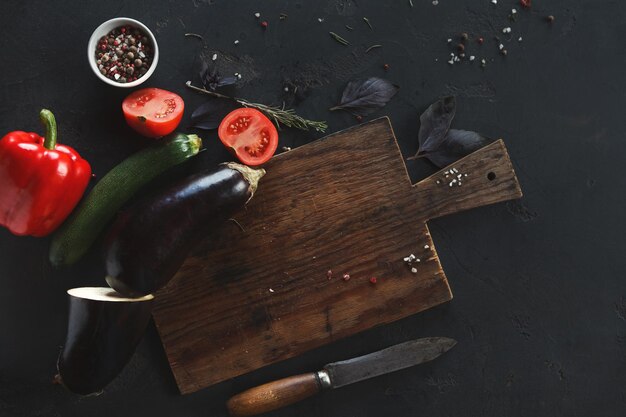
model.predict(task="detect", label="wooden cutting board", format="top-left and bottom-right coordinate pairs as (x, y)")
top-left (153, 117), bottom-right (522, 394)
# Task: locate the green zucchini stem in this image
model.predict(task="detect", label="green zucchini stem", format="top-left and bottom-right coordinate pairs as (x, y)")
top-left (186, 134), bottom-right (203, 155)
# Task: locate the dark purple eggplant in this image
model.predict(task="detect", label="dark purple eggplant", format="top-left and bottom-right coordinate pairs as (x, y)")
top-left (56, 287), bottom-right (154, 395)
top-left (104, 162), bottom-right (265, 297)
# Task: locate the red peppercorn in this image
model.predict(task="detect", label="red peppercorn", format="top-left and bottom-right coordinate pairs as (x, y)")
top-left (355, 115), bottom-right (363, 122)
top-left (369, 277), bottom-right (377, 284)
top-left (113, 39), bottom-right (120, 46)
top-left (342, 273), bottom-right (351, 281)
top-left (91, 173), bottom-right (97, 179)
top-left (383, 63), bottom-right (390, 71)
top-left (477, 37), bottom-right (484, 44)
top-left (121, 27), bottom-right (126, 33)
top-left (100, 44), bottom-right (107, 50)
top-left (520, 0), bottom-right (531, 8)
top-left (261, 21), bottom-right (268, 28)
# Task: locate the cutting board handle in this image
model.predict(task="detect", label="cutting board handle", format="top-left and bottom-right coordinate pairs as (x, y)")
top-left (413, 139), bottom-right (522, 221)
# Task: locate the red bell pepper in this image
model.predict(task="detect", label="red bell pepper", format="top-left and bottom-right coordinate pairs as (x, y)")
top-left (0, 109), bottom-right (91, 237)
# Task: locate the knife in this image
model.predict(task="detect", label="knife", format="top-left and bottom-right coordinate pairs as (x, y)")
top-left (226, 337), bottom-right (457, 416)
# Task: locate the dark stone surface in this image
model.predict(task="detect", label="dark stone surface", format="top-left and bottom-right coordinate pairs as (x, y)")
top-left (1, 0), bottom-right (625, 416)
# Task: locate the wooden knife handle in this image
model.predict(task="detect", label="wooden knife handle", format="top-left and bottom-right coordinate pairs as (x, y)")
top-left (413, 139), bottom-right (523, 221)
top-left (227, 372), bottom-right (324, 417)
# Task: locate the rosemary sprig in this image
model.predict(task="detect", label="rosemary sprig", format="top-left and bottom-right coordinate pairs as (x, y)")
top-left (363, 17), bottom-right (373, 30)
top-left (329, 31), bottom-right (350, 45)
top-left (185, 81), bottom-right (328, 133)
top-left (365, 44), bottom-right (382, 53)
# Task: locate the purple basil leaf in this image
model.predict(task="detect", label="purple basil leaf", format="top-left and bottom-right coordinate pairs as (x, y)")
top-left (416, 96), bottom-right (456, 155)
top-left (192, 119), bottom-right (222, 130)
top-left (330, 77), bottom-right (399, 116)
top-left (191, 99), bottom-right (238, 130)
top-left (424, 129), bottom-right (491, 168)
top-left (217, 76), bottom-right (238, 87)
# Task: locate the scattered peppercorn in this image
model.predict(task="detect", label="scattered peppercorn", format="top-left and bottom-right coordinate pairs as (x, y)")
top-left (460, 32), bottom-right (468, 41)
top-left (355, 115), bottom-right (363, 122)
top-left (383, 63), bottom-right (390, 71)
top-left (261, 21), bottom-right (269, 28)
top-left (369, 277), bottom-right (377, 284)
top-left (477, 37), bottom-right (484, 44)
top-left (546, 15), bottom-right (555, 23)
top-left (95, 25), bottom-right (152, 84)
top-left (457, 43), bottom-right (465, 52)
top-left (520, 0), bottom-right (531, 8)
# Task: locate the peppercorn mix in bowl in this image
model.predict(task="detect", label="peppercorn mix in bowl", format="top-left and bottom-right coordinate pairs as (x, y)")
top-left (88, 17), bottom-right (159, 87)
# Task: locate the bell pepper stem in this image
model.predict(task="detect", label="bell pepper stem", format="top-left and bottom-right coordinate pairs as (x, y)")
top-left (40, 109), bottom-right (57, 150)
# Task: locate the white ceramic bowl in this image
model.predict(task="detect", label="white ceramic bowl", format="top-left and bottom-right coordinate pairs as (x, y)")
top-left (87, 17), bottom-right (159, 88)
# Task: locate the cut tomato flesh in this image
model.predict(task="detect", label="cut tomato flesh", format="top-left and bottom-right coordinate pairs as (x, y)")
top-left (218, 108), bottom-right (278, 166)
top-left (122, 88), bottom-right (184, 138)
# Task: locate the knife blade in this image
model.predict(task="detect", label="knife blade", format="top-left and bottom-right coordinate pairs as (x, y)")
top-left (226, 337), bottom-right (456, 417)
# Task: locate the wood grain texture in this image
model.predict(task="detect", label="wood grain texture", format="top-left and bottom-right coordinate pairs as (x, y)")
top-left (152, 118), bottom-right (522, 394)
top-left (226, 373), bottom-right (321, 417)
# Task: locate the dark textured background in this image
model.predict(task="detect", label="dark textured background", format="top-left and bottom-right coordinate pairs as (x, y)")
top-left (1, 0), bottom-right (625, 416)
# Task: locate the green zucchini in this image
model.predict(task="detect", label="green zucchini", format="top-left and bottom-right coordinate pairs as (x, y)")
top-left (49, 133), bottom-right (202, 267)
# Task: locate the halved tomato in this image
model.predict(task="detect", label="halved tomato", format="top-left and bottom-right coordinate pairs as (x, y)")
top-left (122, 88), bottom-right (184, 138)
top-left (217, 108), bottom-right (278, 166)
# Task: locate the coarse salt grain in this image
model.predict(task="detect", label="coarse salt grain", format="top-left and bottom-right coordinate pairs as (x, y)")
top-left (491, 0), bottom-right (497, 4)
top-left (269, 288), bottom-right (274, 293)
top-left (254, 12), bottom-right (260, 18)
top-left (411, 267), bottom-right (418, 273)
top-left (432, 0), bottom-right (438, 5)
top-left (503, 27), bottom-right (511, 33)
top-left (518, 37), bottom-right (523, 42)
top-left (234, 40), bottom-right (240, 45)
top-left (424, 245), bottom-right (430, 249)
top-left (499, 43), bottom-right (504, 50)
top-left (470, 55), bottom-right (475, 61)
top-left (212, 53), bottom-right (217, 61)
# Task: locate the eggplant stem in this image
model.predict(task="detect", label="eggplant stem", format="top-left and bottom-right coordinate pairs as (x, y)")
top-left (226, 162), bottom-right (266, 200)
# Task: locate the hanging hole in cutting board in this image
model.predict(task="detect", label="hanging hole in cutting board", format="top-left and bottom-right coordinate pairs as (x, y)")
top-left (487, 172), bottom-right (496, 181)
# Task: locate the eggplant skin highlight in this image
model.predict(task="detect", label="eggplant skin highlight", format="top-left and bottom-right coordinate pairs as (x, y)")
top-left (56, 287), bottom-right (154, 395)
top-left (104, 162), bottom-right (265, 297)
